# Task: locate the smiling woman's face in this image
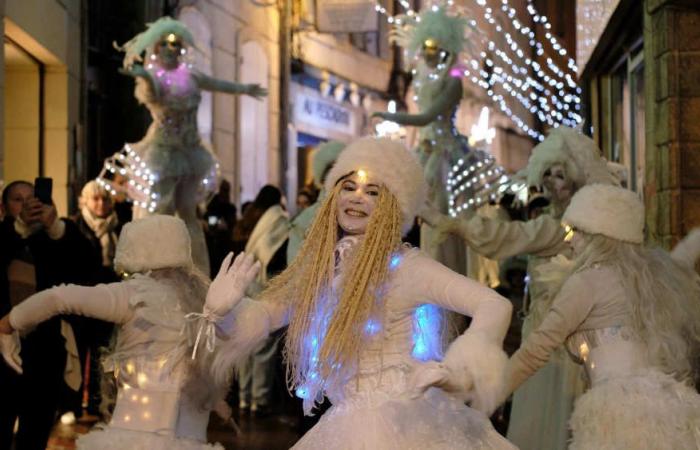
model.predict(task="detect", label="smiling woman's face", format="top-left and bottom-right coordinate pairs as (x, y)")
top-left (336, 171), bottom-right (380, 236)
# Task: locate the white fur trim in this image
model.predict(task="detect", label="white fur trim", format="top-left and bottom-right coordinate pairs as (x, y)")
top-left (114, 215), bottom-right (192, 273)
top-left (563, 184), bottom-right (644, 244)
top-left (442, 330), bottom-right (508, 415)
top-left (569, 369), bottom-right (700, 450)
top-left (671, 228), bottom-right (700, 268)
top-left (211, 298), bottom-right (272, 385)
top-left (324, 137), bottom-right (427, 233)
top-left (527, 126), bottom-right (617, 189)
top-left (312, 141), bottom-right (345, 187)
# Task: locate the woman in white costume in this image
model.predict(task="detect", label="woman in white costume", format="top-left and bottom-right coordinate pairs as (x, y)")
top-left (203, 137), bottom-right (516, 449)
top-left (425, 126), bottom-right (617, 450)
top-left (0, 215), bottom-right (259, 450)
top-left (506, 184), bottom-right (700, 450)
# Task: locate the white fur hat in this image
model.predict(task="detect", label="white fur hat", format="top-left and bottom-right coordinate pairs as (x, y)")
top-left (114, 215), bottom-right (192, 273)
top-left (312, 141), bottom-right (345, 188)
top-left (527, 126), bottom-right (617, 189)
top-left (563, 184), bottom-right (644, 244)
top-left (324, 137), bottom-right (427, 233)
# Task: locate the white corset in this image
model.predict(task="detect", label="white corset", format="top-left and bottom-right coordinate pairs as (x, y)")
top-left (108, 356), bottom-right (209, 441)
top-left (566, 326), bottom-right (650, 385)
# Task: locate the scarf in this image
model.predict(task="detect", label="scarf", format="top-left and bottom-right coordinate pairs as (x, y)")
top-left (81, 206), bottom-right (119, 267)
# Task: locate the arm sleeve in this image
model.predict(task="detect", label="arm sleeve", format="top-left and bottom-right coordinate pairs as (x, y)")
top-left (413, 254), bottom-right (512, 413)
top-left (507, 271), bottom-right (595, 394)
top-left (210, 298), bottom-right (289, 384)
top-left (9, 283), bottom-right (134, 332)
top-left (380, 78), bottom-right (461, 126)
top-left (439, 213), bottom-right (569, 260)
top-left (417, 254), bottom-right (511, 341)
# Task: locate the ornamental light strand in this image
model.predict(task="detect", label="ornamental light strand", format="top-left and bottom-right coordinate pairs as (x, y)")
top-left (376, 0), bottom-right (581, 137)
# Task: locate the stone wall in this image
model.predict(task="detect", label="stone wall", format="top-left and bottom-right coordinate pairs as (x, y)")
top-left (644, 0), bottom-right (700, 247)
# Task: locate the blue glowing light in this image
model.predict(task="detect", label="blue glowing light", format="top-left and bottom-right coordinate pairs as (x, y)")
top-left (364, 319), bottom-right (381, 336)
top-left (389, 254), bottom-right (402, 270)
top-left (295, 387), bottom-right (308, 399)
top-left (411, 304), bottom-right (443, 361)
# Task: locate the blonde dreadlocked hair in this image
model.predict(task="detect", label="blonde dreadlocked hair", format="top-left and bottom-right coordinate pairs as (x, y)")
top-left (258, 178), bottom-right (403, 407)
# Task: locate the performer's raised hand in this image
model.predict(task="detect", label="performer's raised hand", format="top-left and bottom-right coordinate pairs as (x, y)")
top-left (245, 84), bottom-right (268, 99)
top-left (204, 252), bottom-right (260, 319)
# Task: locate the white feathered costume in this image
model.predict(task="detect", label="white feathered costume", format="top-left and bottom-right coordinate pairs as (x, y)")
top-left (507, 185), bottom-right (700, 450)
top-left (210, 137), bottom-right (516, 449)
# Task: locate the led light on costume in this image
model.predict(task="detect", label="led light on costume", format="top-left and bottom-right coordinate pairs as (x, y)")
top-left (412, 304), bottom-right (444, 361)
top-left (97, 144), bottom-right (159, 212)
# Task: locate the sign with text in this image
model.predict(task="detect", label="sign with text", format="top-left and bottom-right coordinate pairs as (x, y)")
top-left (316, 0), bottom-right (378, 33)
top-left (293, 86), bottom-right (360, 140)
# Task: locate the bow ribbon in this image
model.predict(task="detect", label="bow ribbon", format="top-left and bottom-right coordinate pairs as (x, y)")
top-left (183, 312), bottom-right (220, 360)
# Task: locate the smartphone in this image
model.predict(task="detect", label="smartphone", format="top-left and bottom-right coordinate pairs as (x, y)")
top-left (34, 177), bottom-right (53, 205)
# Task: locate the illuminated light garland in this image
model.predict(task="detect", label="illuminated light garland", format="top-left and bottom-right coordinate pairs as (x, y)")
top-left (97, 144), bottom-right (159, 212)
top-left (524, 0), bottom-right (578, 72)
top-left (381, 0), bottom-right (582, 134)
top-left (478, 5), bottom-right (581, 117)
top-left (446, 153), bottom-right (513, 215)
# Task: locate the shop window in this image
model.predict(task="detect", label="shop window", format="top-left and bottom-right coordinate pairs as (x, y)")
top-left (596, 46), bottom-right (644, 191)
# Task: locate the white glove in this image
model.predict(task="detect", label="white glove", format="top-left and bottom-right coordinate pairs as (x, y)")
top-left (204, 252), bottom-right (261, 320)
top-left (408, 361), bottom-right (472, 399)
top-left (0, 332), bottom-right (23, 374)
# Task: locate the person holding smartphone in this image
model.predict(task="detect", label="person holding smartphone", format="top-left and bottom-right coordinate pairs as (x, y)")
top-left (0, 179), bottom-right (95, 450)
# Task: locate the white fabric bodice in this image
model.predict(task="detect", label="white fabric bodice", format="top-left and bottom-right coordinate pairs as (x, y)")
top-left (103, 276), bottom-right (211, 440)
top-left (138, 63), bottom-right (201, 148)
top-left (109, 356), bottom-right (209, 441)
top-left (8, 276), bottom-right (216, 444)
top-left (298, 245), bottom-right (502, 411)
top-left (566, 326), bottom-right (650, 385)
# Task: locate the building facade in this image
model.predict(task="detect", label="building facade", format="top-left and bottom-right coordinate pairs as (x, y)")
top-left (0, 0), bottom-right (83, 215)
top-left (578, 0), bottom-right (700, 247)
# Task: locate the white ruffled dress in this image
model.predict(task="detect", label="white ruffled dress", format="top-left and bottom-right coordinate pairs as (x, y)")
top-left (215, 245), bottom-right (516, 450)
top-left (509, 265), bottom-right (700, 450)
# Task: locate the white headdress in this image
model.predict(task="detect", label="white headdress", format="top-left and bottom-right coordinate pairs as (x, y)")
top-left (114, 215), bottom-right (193, 273)
top-left (324, 137), bottom-right (427, 232)
top-left (527, 126), bottom-right (618, 189)
top-left (563, 184), bottom-right (644, 244)
top-left (115, 16), bottom-right (195, 69)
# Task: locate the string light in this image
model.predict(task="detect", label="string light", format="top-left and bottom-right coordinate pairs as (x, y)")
top-left (378, 0), bottom-right (582, 135)
top-left (447, 153), bottom-right (512, 215)
top-left (97, 144), bottom-right (158, 213)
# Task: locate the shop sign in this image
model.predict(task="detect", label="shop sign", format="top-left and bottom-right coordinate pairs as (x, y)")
top-left (315, 0), bottom-right (378, 33)
top-left (294, 90), bottom-right (358, 138)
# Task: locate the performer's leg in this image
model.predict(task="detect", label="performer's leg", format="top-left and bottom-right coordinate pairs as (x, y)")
top-left (150, 177), bottom-right (178, 215)
top-left (251, 334), bottom-right (280, 409)
top-left (237, 355), bottom-right (253, 409)
top-left (175, 176), bottom-right (210, 274)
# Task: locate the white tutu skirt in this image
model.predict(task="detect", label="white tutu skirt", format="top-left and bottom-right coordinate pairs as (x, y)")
top-left (292, 388), bottom-right (515, 450)
top-left (77, 427), bottom-right (223, 450)
top-left (570, 370), bottom-right (700, 450)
